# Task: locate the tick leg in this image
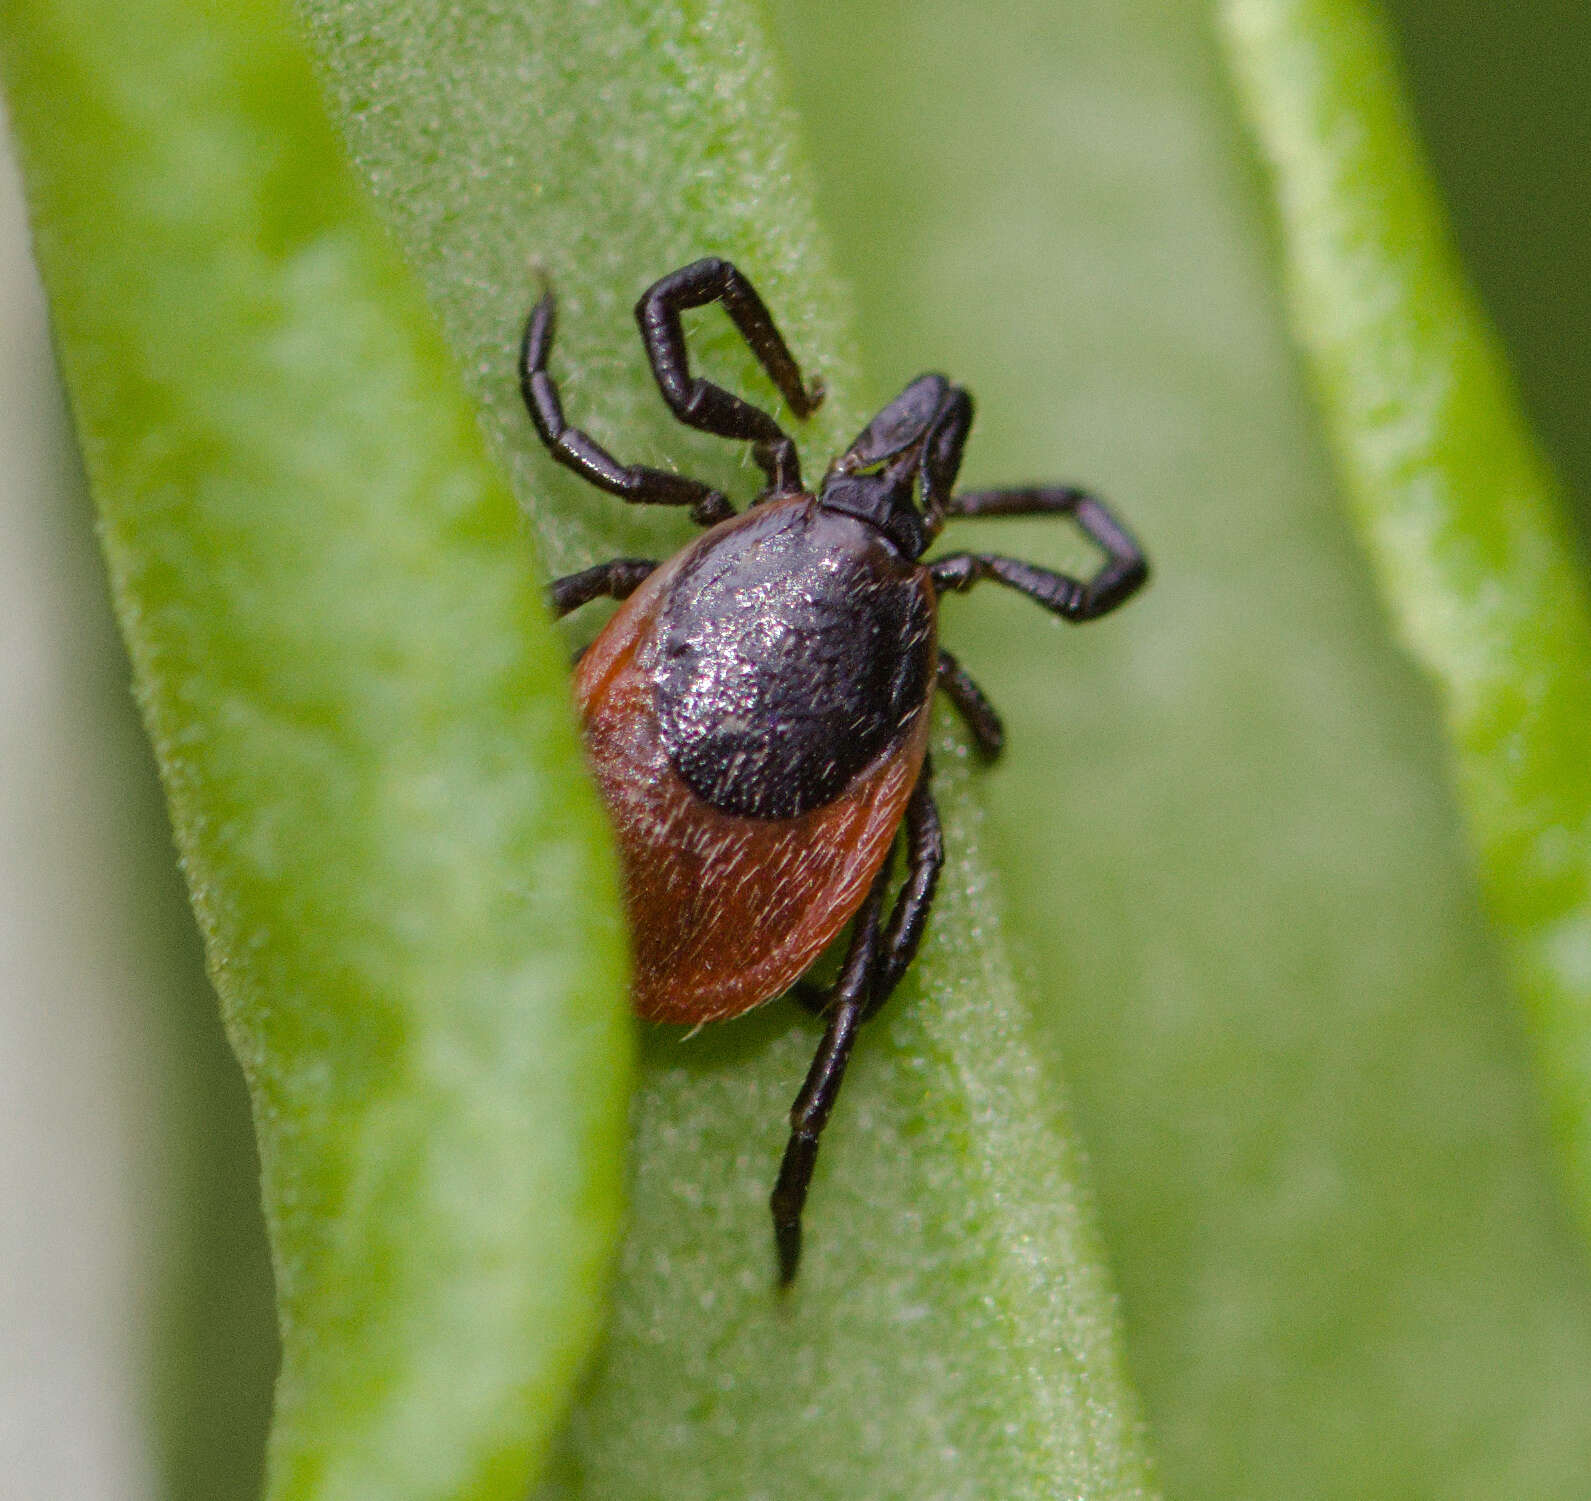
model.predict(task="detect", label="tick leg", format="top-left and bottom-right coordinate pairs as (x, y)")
top-left (520, 290), bottom-right (733, 526)
top-left (787, 838), bottom-right (898, 1017)
top-left (771, 865), bottom-right (889, 1286)
top-left (549, 558), bottom-right (658, 618)
top-left (636, 258), bottom-right (823, 495)
top-left (772, 768), bottom-right (941, 1278)
top-left (938, 485), bottom-right (1149, 619)
top-left (863, 766), bottom-right (943, 1020)
top-left (936, 649), bottom-right (1004, 759)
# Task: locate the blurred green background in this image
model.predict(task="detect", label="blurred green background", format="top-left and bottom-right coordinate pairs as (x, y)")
top-left (1388, 0), bottom-right (1591, 541)
top-left (4, 0), bottom-right (1591, 1497)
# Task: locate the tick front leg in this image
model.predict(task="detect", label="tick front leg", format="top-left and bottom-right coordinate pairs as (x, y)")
top-left (936, 649), bottom-right (1004, 759)
top-left (771, 866), bottom-right (888, 1286)
top-left (549, 558), bottom-right (658, 618)
top-left (937, 485), bottom-right (1149, 620)
top-left (636, 258), bottom-right (823, 495)
top-left (520, 290), bottom-right (733, 526)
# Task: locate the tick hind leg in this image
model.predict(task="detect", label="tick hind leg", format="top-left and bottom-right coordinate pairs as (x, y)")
top-left (771, 868), bottom-right (886, 1287)
top-left (933, 485), bottom-right (1149, 621)
top-left (636, 258), bottom-right (824, 495)
top-left (771, 766), bottom-right (943, 1285)
top-left (936, 649), bottom-right (1004, 759)
top-left (863, 769), bottom-right (943, 1019)
top-left (521, 290), bottom-right (733, 526)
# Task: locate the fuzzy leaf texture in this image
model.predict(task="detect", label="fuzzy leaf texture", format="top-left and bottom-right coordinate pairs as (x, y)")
top-left (1220, 0), bottom-right (1591, 1259)
top-left (0, 3), bottom-right (632, 1500)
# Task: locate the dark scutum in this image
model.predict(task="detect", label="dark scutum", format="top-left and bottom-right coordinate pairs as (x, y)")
top-left (655, 503), bottom-right (935, 819)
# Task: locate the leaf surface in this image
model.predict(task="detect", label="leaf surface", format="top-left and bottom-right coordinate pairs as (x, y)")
top-left (0, 2), bottom-right (631, 1497)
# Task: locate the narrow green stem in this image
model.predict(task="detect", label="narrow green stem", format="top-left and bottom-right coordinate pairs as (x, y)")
top-left (1219, 0), bottom-right (1591, 1240)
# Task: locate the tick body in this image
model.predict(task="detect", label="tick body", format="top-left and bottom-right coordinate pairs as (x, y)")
top-left (575, 497), bottom-right (936, 1023)
top-left (521, 258), bottom-right (1148, 1283)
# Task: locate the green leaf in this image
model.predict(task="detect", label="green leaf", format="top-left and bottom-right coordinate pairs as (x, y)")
top-left (0, 138), bottom-right (274, 1501)
top-left (0, 2), bottom-right (631, 1499)
top-left (18, 0), bottom-right (1591, 1496)
top-left (295, 1), bottom-right (1156, 1497)
top-left (1218, 0), bottom-right (1591, 1240)
top-left (770, 1), bottom-right (1591, 1498)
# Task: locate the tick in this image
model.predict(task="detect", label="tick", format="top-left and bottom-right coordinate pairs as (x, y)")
top-left (520, 258), bottom-right (1148, 1284)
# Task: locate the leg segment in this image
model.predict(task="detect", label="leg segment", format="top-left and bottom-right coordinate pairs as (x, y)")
top-left (789, 763), bottom-right (945, 1014)
top-left (550, 558), bottom-right (657, 618)
top-left (936, 649), bottom-right (1004, 759)
top-left (636, 258), bottom-right (823, 494)
top-left (941, 485), bottom-right (1148, 617)
top-left (769, 763), bottom-right (942, 1282)
top-left (946, 483), bottom-right (1102, 520)
top-left (931, 487), bottom-right (1147, 621)
top-left (931, 549), bottom-right (1146, 622)
top-left (520, 290), bottom-right (733, 526)
top-left (771, 866), bottom-right (889, 1286)
top-left (864, 766), bottom-right (943, 1017)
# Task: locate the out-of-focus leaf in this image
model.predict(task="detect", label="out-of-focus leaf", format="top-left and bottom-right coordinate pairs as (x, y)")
top-left (0, 1), bottom-right (631, 1497)
top-left (1221, 0), bottom-right (1591, 1340)
top-left (3, 105), bottom-right (275, 1501)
